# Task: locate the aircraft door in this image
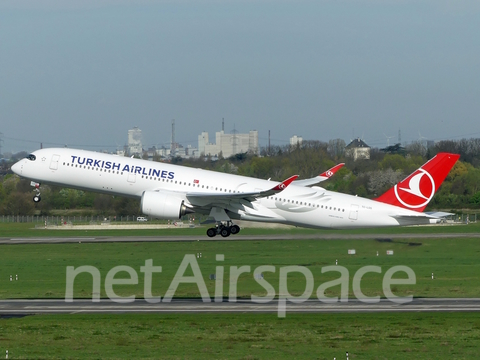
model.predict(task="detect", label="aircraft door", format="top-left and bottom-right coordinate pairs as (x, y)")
top-left (49, 154), bottom-right (61, 170)
top-left (127, 173), bottom-right (136, 183)
top-left (349, 204), bottom-right (359, 220)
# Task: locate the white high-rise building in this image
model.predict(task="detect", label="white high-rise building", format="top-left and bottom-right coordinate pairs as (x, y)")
top-left (128, 127), bottom-right (142, 155)
top-left (290, 135), bottom-right (303, 146)
top-left (198, 132), bottom-right (209, 156)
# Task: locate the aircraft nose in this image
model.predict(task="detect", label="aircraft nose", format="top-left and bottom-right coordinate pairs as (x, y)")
top-left (11, 161), bottom-right (22, 175)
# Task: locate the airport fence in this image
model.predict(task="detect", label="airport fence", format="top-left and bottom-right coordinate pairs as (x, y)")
top-left (0, 215), bottom-right (155, 224)
top-left (1, 213), bottom-right (478, 224)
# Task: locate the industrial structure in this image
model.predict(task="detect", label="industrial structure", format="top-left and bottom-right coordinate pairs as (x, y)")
top-left (198, 120), bottom-right (259, 158)
top-left (198, 130), bottom-right (259, 158)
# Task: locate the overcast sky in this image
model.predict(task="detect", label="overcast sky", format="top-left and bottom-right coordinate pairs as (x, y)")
top-left (1, 0), bottom-right (480, 154)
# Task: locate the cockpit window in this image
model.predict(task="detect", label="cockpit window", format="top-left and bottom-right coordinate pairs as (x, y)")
top-left (26, 154), bottom-right (36, 161)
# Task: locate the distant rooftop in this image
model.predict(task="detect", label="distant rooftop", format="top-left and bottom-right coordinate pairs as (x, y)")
top-left (345, 138), bottom-right (370, 149)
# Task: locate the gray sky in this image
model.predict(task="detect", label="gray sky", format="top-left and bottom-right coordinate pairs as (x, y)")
top-left (1, 0), bottom-right (480, 154)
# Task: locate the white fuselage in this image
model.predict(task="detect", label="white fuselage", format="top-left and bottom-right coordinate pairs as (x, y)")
top-left (11, 148), bottom-right (431, 229)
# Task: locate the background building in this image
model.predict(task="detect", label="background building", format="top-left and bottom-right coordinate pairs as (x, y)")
top-left (345, 138), bottom-right (371, 160)
top-left (290, 135), bottom-right (303, 147)
top-left (198, 129), bottom-right (259, 158)
top-left (128, 127), bottom-right (143, 156)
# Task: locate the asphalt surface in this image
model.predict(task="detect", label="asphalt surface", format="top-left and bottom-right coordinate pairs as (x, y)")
top-left (2, 298), bottom-right (480, 315)
top-left (2, 232), bottom-right (480, 244)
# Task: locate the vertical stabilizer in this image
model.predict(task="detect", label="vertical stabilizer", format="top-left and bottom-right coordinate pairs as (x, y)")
top-left (374, 153), bottom-right (460, 212)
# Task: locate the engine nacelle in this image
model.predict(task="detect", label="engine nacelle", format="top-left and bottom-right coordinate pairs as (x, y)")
top-left (141, 191), bottom-right (194, 219)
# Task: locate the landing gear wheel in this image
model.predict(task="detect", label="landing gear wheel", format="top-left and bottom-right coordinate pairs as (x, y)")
top-left (230, 225), bottom-right (240, 234)
top-left (220, 227), bottom-right (231, 237)
top-left (206, 228), bottom-right (216, 237)
top-left (31, 182), bottom-right (42, 203)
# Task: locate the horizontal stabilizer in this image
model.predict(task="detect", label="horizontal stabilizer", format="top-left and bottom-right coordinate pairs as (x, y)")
top-left (424, 211), bottom-right (454, 218)
top-left (389, 213), bottom-right (442, 225)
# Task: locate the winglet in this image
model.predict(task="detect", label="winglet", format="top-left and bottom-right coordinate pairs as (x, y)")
top-left (272, 175), bottom-right (299, 191)
top-left (255, 175), bottom-right (299, 199)
top-left (319, 163), bottom-right (345, 178)
top-left (293, 163), bottom-right (345, 187)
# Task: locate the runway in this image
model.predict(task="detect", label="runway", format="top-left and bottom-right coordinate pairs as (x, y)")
top-left (2, 232), bottom-right (480, 244)
top-left (1, 298), bottom-right (480, 315)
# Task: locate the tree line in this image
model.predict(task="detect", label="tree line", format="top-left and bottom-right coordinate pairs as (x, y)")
top-left (1, 138), bottom-right (480, 216)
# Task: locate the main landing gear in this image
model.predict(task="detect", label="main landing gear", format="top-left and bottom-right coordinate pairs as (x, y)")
top-left (31, 181), bottom-right (41, 203)
top-left (206, 221), bottom-right (241, 238)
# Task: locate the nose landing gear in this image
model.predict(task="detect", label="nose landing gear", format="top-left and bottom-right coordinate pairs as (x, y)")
top-left (31, 181), bottom-right (41, 203)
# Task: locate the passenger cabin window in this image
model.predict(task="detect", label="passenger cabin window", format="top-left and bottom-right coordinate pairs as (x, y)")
top-left (26, 154), bottom-right (36, 161)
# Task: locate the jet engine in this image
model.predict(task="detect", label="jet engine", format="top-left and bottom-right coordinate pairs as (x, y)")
top-left (140, 191), bottom-right (194, 219)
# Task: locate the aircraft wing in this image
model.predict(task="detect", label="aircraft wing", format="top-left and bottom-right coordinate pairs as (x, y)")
top-left (185, 175), bottom-right (299, 207)
top-left (293, 163), bottom-right (344, 187)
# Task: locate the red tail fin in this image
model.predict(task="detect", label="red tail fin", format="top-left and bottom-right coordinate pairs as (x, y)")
top-left (374, 153), bottom-right (460, 212)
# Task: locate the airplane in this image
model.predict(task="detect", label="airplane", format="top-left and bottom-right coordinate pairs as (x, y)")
top-left (11, 148), bottom-right (459, 237)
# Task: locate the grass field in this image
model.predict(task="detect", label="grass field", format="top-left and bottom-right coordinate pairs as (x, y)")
top-left (0, 219), bottom-right (479, 238)
top-left (1, 312), bottom-right (480, 359)
top-left (1, 228), bottom-right (480, 299)
top-left (1, 222), bottom-right (480, 359)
